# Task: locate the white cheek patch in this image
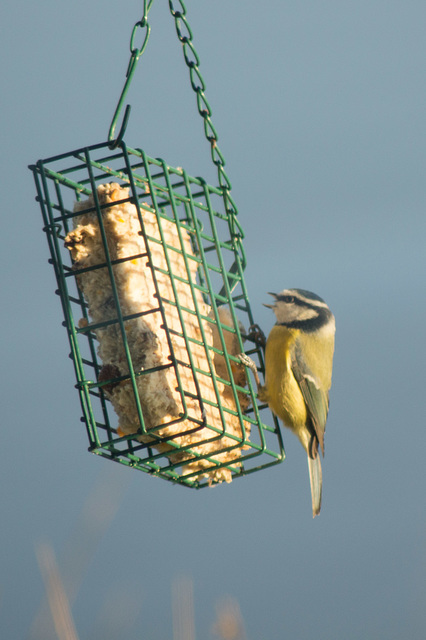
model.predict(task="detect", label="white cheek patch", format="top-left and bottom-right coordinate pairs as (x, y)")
top-left (297, 307), bottom-right (318, 321)
top-left (273, 303), bottom-right (317, 324)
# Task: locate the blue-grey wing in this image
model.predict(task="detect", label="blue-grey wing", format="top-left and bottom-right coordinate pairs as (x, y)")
top-left (291, 342), bottom-right (329, 456)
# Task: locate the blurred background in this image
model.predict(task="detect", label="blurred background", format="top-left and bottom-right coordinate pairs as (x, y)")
top-left (2, 1), bottom-right (425, 638)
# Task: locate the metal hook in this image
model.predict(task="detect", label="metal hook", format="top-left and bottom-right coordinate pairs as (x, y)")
top-left (108, 104), bottom-right (132, 150)
top-left (107, 2), bottom-right (154, 148)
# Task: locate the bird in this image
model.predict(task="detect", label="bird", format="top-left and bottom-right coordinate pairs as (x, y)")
top-left (241, 289), bottom-right (335, 517)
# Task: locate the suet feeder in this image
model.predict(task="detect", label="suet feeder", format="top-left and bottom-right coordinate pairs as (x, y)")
top-left (29, 1), bottom-right (284, 487)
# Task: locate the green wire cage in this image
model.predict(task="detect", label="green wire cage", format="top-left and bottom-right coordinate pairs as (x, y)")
top-left (29, 2), bottom-right (285, 487)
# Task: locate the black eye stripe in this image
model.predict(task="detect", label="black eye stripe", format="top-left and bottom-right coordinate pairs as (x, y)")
top-left (276, 289), bottom-right (327, 306)
top-left (277, 294), bottom-right (302, 306)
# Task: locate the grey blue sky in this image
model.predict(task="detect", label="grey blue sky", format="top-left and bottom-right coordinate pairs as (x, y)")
top-left (2, 1), bottom-right (426, 638)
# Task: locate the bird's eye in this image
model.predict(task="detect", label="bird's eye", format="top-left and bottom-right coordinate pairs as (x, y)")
top-left (284, 296), bottom-right (294, 303)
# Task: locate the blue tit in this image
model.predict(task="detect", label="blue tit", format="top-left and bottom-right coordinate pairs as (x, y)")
top-left (245, 289), bottom-right (335, 517)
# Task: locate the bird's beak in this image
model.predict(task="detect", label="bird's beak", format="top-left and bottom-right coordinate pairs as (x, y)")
top-left (263, 292), bottom-right (277, 309)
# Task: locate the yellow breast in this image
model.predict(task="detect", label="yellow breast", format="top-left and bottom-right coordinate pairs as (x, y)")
top-left (260, 325), bottom-right (308, 430)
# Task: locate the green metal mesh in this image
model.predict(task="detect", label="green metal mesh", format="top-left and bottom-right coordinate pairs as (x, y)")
top-left (30, 141), bottom-right (284, 487)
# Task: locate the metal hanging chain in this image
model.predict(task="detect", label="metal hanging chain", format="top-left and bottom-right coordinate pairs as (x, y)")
top-left (168, 0), bottom-right (236, 216)
top-left (108, 0), bottom-right (237, 221)
top-left (108, 0), bottom-right (155, 148)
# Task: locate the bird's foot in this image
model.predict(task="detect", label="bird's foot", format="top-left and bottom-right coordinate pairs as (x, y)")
top-left (238, 353), bottom-right (261, 388)
top-left (245, 324), bottom-right (267, 349)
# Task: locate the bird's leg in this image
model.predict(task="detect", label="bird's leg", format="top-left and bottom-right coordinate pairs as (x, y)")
top-left (238, 353), bottom-right (261, 390)
top-left (239, 324), bottom-right (266, 390)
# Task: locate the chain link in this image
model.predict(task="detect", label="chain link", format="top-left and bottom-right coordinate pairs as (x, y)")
top-left (108, 0), bottom-right (154, 148)
top-left (108, 0), bottom-right (239, 224)
top-left (168, 0), bottom-right (237, 217)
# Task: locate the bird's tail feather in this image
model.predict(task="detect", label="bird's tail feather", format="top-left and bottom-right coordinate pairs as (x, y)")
top-left (308, 454), bottom-right (322, 517)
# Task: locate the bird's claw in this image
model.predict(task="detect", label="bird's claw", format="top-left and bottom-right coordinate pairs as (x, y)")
top-left (238, 353), bottom-right (256, 371)
top-left (238, 353), bottom-right (261, 388)
top-left (245, 324), bottom-right (267, 349)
